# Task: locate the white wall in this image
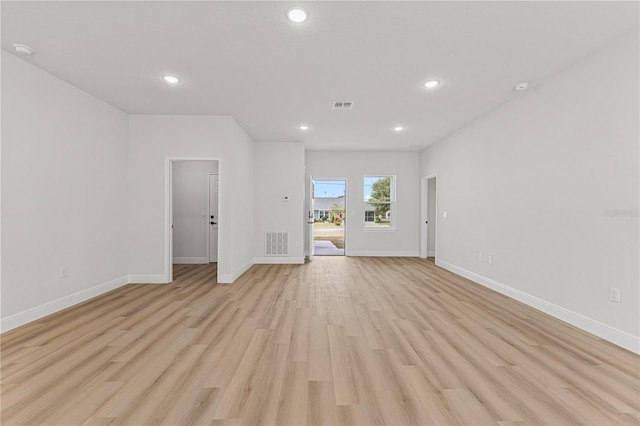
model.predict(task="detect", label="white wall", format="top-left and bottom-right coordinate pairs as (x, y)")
top-left (172, 160), bottom-right (218, 263)
top-left (1, 51), bottom-right (129, 331)
top-left (306, 151), bottom-right (420, 256)
top-left (420, 32), bottom-right (639, 352)
top-left (254, 142), bottom-right (305, 263)
top-left (128, 115), bottom-right (254, 283)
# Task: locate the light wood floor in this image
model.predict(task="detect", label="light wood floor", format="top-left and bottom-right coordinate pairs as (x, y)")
top-left (1, 257), bottom-right (639, 425)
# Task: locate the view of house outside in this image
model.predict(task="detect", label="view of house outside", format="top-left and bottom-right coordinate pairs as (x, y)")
top-left (312, 181), bottom-right (345, 255)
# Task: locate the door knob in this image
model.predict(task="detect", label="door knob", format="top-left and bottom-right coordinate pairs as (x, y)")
top-left (211, 221), bottom-right (217, 225)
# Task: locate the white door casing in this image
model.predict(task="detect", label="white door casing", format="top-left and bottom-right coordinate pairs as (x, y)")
top-left (420, 174), bottom-right (438, 259)
top-left (208, 173), bottom-right (219, 263)
top-left (307, 177), bottom-right (314, 260)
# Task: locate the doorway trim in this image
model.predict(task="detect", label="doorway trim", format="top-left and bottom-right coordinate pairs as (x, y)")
top-left (420, 173), bottom-right (438, 259)
top-left (207, 173), bottom-right (219, 263)
top-left (165, 157), bottom-right (222, 283)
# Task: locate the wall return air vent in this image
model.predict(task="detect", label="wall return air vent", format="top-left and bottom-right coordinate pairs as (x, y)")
top-left (265, 232), bottom-right (289, 256)
top-left (332, 101), bottom-right (354, 110)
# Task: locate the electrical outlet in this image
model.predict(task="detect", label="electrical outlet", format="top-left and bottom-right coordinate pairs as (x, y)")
top-left (60, 267), bottom-right (68, 278)
top-left (609, 287), bottom-right (621, 303)
top-left (478, 252), bottom-right (483, 262)
top-left (488, 255), bottom-right (493, 265)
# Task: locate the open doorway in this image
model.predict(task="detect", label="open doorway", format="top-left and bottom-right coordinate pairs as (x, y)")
top-left (312, 179), bottom-right (346, 256)
top-left (420, 175), bottom-right (437, 261)
top-left (167, 159), bottom-right (220, 282)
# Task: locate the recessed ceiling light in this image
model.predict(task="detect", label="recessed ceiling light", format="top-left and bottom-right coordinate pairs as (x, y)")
top-left (299, 125), bottom-right (309, 130)
top-left (393, 126), bottom-right (404, 132)
top-left (162, 75), bottom-right (180, 84)
top-left (287, 7), bottom-right (309, 23)
top-left (515, 82), bottom-right (529, 91)
top-left (424, 80), bottom-right (440, 89)
top-left (13, 43), bottom-right (34, 56)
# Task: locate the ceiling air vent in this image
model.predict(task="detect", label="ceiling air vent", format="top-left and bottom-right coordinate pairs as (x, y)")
top-left (332, 101), bottom-right (354, 110)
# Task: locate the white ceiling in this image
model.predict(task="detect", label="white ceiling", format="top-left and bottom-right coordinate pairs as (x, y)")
top-left (2, 1), bottom-right (638, 151)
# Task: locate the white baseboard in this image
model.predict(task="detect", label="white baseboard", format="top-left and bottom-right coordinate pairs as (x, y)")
top-left (1, 261), bottom-right (254, 333)
top-left (173, 257), bottom-right (208, 264)
top-left (253, 257), bottom-right (305, 265)
top-left (427, 250), bottom-right (435, 257)
top-left (0, 275), bottom-right (129, 333)
top-left (218, 259), bottom-right (254, 284)
top-left (128, 274), bottom-right (167, 284)
top-left (348, 251), bottom-right (419, 257)
top-left (436, 259), bottom-right (640, 354)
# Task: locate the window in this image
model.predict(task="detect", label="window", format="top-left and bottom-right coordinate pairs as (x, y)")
top-left (314, 210), bottom-right (331, 221)
top-left (364, 176), bottom-right (394, 229)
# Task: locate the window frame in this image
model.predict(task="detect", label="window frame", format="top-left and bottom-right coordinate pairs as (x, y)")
top-left (364, 210), bottom-right (375, 222)
top-left (363, 175), bottom-right (396, 231)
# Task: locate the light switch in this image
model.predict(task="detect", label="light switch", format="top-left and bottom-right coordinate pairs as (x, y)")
top-left (442, 211), bottom-right (448, 218)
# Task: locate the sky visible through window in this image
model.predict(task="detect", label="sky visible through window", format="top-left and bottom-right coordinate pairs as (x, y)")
top-left (313, 180), bottom-right (345, 198)
top-left (312, 178), bottom-right (385, 200)
top-left (363, 176), bottom-right (383, 201)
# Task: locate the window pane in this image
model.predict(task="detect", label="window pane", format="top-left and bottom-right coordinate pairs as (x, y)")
top-left (364, 176), bottom-right (394, 228)
top-left (364, 203), bottom-right (391, 227)
top-left (364, 176), bottom-right (391, 202)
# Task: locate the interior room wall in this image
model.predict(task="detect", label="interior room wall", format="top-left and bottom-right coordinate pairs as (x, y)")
top-left (227, 123), bottom-right (255, 278)
top-left (1, 51), bottom-right (130, 331)
top-left (128, 115), bottom-right (254, 283)
top-left (419, 31), bottom-right (639, 352)
top-left (305, 151), bottom-right (420, 256)
top-left (253, 142), bottom-right (305, 263)
top-left (172, 160), bottom-right (218, 263)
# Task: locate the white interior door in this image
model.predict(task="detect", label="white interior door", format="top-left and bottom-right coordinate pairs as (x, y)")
top-left (307, 177), bottom-right (314, 260)
top-left (209, 174), bottom-right (219, 263)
